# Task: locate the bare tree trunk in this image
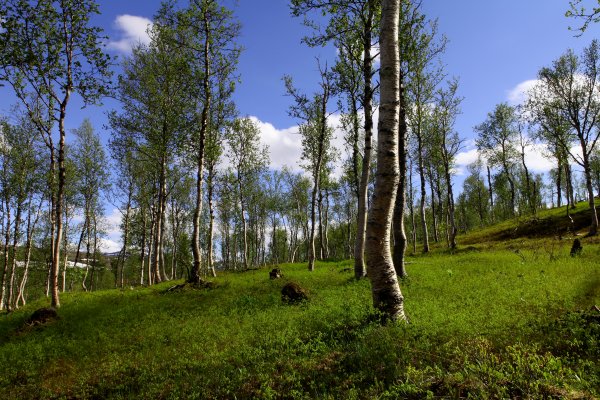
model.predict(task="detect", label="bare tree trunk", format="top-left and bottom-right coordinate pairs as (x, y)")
top-left (0, 198), bottom-right (10, 311)
top-left (318, 188), bottom-right (324, 260)
top-left (17, 197), bottom-right (42, 308)
top-left (366, 0), bottom-right (406, 322)
top-left (91, 214), bottom-right (99, 292)
top-left (159, 185), bottom-right (168, 281)
top-left (582, 152), bottom-right (599, 235)
top-left (238, 175), bottom-right (249, 270)
top-left (427, 167), bottom-right (439, 242)
top-left (140, 209), bottom-right (147, 285)
top-left (148, 210), bottom-right (156, 285)
top-left (417, 133), bottom-right (429, 252)
top-left (51, 110), bottom-right (68, 308)
top-left (82, 214), bottom-right (91, 292)
top-left (8, 199), bottom-right (23, 309)
top-left (393, 70), bottom-right (408, 277)
top-left (409, 163), bottom-right (417, 254)
top-left (207, 167), bottom-right (216, 277)
top-left (520, 142), bottom-right (533, 214)
top-left (566, 163), bottom-right (575, 208)
top-left (153, 161), bottom-right (165, 284)
top-left (445, 160), bottom-right (457, 249)
top-left (190, 17), bottom-right (211, 283)
top-left (119, 194), bottom-right (132, 288)
top-left (324, 187), bottom-right (330, 259)
top-left (556, 159), bottom-right (562, 208)
top-left (308, 172), bottom-right (320, 272)
top-left (308, 87), bottom-right (329, 271)
top-left (61, 206), bottom-right (69, 293)
top-left (487, 165), bottom-right (494, 222)
top-left (353, 3), bottom-right (375, 279)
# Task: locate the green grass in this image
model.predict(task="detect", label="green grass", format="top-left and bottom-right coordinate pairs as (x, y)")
top-left (1, 247), bottom-right (599, 399)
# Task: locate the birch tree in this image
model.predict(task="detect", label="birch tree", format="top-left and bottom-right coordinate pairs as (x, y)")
top-left (365, 0), bottom-right (406, 322)
top-left (225, 117), bottom-right (269, 271)
top-left (285, 64), bottom-right (334, 272)
top-left (290, 0), bottom-right (380, 279)
top-left (475, 103), bottom-right (519, 218)
top-left (0, 0), bottom-right (112, 307)
top-left (529, 41), bottom-right (600, 235)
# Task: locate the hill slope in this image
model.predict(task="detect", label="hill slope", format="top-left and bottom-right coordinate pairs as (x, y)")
top-left (459, 201), bottom-right (600, 246)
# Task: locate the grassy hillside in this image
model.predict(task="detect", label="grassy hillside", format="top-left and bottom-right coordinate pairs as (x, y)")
top-left (1, 236), bottom-right (599, 399)
top-left (458, 200), bottom-right (600, 248)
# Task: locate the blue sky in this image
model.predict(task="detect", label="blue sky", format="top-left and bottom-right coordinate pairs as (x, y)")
top-left (2, 0), bottom-right (600, 251)
top-left (2, 1), bottom-right (598, 158)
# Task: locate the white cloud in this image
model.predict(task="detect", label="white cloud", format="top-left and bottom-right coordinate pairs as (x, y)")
top-left (107, 15), bottom-right (153, 53)
top-left (455, 148), bottom-right (479, 169)
top-left (524, 143), bottom-right (554, 173)
top-left (99, 208), bottom-right (123, 253)
top-left (507, 79), bottom-right (539, 105)
top-left (249, 116), bottom-right (303, 173)
top-left (250, 114), bottom-right (348, 178)
top-left (100, 238), bottom-right (123, 253)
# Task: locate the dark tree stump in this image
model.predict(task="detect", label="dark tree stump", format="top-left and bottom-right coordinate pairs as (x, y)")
top-left (281, 282), bottom-right (308, 304)
top-left (570, 238), bottom-right (583, 257)
top-left (27, 307), bottom-right (59, 325)
top-left (269, 268), bottom-right (282, 280)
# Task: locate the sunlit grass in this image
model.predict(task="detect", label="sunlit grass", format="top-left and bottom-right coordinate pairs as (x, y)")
top-left (1, 246), bottom-right (599, 398)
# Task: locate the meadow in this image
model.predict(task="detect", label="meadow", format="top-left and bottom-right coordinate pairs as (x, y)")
top-left (1, 224), bottom-right (599, 399)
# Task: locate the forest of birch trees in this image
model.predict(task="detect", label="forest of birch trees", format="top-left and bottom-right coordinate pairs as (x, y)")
top-left (2, 0), bottom-right (600, 319)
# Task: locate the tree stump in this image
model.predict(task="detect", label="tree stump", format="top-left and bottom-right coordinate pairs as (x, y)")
top-left (281, 282), bottom-right (308, 303)
top-left (570, 238), bottom-right (583, 257)
top-left (27, 307), bottom-right (59, 326)
top-left (269, 268), bottom-right (282, 280)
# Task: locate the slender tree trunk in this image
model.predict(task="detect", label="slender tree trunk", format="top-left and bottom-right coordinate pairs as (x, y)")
top-left (318, 188), bottom-right (324, 260)
top-left (366, 0), bottom-right (406, 322)
top-left (308, 166), bottom-right (320, 272)
top-left (393, 70), bottom-right (408, 277)
top-left (582, 153), bottom-right (599, 235)
top-left (0, 199), bottom-right (10, 311)
top-left (354, 6), bottom-right (375, 279)
top-left (487, 165), bottom-right (494, 222)
top-left (417, 134), bottom-right (429, 252)
top-left (61, 207), bottom-right (69, 293)
top-left (502, 161), bottom-right (516, 217)
top-left (8, 199), bottom-right (24, 309)
top-left (207, 166), bottom-right (216, 277)
top-left (238, 176), bottom-right (249, 270)
top-left (444, 156), bottom-right (457, 249)
top-left (73, 217), bottom-right (86, 274)
top-left (566, 162), bottom-right (575, 208)
top-left (190, 20), bottom-right (211, 283)
top-left (140, 209), bottom-right (147, 285)
top-left (153, 160), bottom-right (166, 284)
top-left (82, 215), bottom-right (91, 292)
top-left (520, 145), bottom-right (533, 214)
top-left (409, 165), bottom-right (417, 254)
top-left (119, 195), bottom-right (132, 288)
top-left (169, 200), bottom-right (177, 280)
top-left (91, 214), bottom-right (99, 291)
top-left (17, 197), bottom-right (42, 308)
top-left (51, 104), bottom-right (69, 308)
top-left (324, 187), bottom-right (330, 259)
top-left (427, 167), bottom-right (439, 242)
top-left (159, 183), bottom-right (168, 281)
top-left (556, 159), bottom-right (562, 208)
top-left (308, 88), bottom-right (329, 272)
